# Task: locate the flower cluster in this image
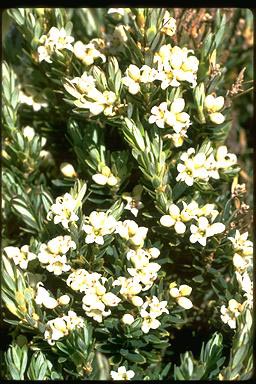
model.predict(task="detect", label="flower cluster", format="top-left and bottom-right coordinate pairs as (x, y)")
top-left (38, 236), bottom-right (76, 275)
top-left (115, 220), bottom-right (148, 248)
top-left (154, 45), bottom-right (199, 88)
top-left (160, 200), bottom-right (224, 245)
top-left (220, 299), bottom-right (244, 329)
top-left (92, 164), bottom-right (119, 187)
top-left (122, 64), bottom-right (157, 94)
top-left (228, 230), bottom-right (253, 273)
top-left (44, 310), bottom-right (85, 345)
top-left (47, 193), bottom-right (79, 229)
top-left (73, 38), bottom-right (106, 66)
top-left (82, 211), bottom-right (117, 245)
top-left (140, 296), bottom-right (169, 333)
top-left (176, 146), bottom-right (237, 186)
top-left (37, 27), bottom-right (74, 63)
top-left (4, 245), bottom-right (36, 270)
top-left (35, 282), bottom-right (70, 309)
top-left (64, 73), bottom-right (118, 116)
top-left (113, 276), bottom-right (143, 306)
top-left (126, 247), bottom-right (161, 290)
top-left (67, 269), bottom-right (120, 322)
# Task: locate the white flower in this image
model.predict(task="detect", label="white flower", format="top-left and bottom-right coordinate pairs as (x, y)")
top-left (220, 299), bottom-right (243, 329)
top-left (60, 162), bottom-right (77, 178)
top-left (169, 282), bottom-right (193, 309)
top-left (204, 94), bottom-right (225, 124)
top-left (142, 296), bottom-right (169, 317)
top-left (189, 217), bottom-right (225, 246)
top-left (176, 148), bottom-right (210, 186)
top-left (113, 276), bottom-right (143, 303)
top-left (110, 366), bottom-right (135, 380)
top-left (38, 27), bottom-right (74, 63)
top-left (122, 314), bottom-right (135, 325)
top-left (67, 269), bottom-right (103, 292)
top-left (228, 230), bottom-right (253, 257)
top-left (92, 165), bottom-right (119, 187)
top-left (35, 282), bottom-right (58, 309)
top-left (235, 271), bottom-right (253, 308)
top-left (122, 64), bottom-right (141, 95)
top-left (122, 185), bottom-right (143, 217)
top-left (115, 220), bottom-right (148, 248)
top-left (73, 40), bottom-right (106, 66)
top-left (154, 45), bottom-right (199, 89)
top-left (128, 262), bottom-right (161, 290)
top-left (47, 193), bottom-right (79, 229)
top-left (216, 146), bottom-right (237, 169)
top-left (161, 11), bottom-right (176, 36)
top-left (83, 211), bottom-right (117, 245)
top-left (44, 311), bottom-right (84, 345)
top-left (160, 204), bottom-right (187, 234)
top-left (140, 311), bottom-right (161, 333)
top-left (149, 102), bottom-right (169, 128)
top-left (4, 245), bottom-right (36, 270)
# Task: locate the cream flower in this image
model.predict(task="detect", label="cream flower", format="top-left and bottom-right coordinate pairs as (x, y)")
top-left (67, 269), bottom-right (103, 292)
top-left (38, 27), bottom-right (74, 63)
top-left (122, 64), bottom-right (157, 94)
top-left (115, 220), bottom-right (148, 248)
top-left (235, 271), bottom-right (253, 308)
top-left (161, 11), bottom-right (176, 36)
top-left (83, 211), bottom-right (117, 245)
top-left (35, 282), bottom-right (58, 309)
top-left (47, 193), bottom-right (79, 229)
top-left (204, 94), bottom-right (225, 124)
top-left (228, 230), bottom-right (253, 257)
top-left (176, 148), bottom-right (209, 186)
top-left (92, 165), bottom-right (119, 187)
top-left (127, 262), bottom-right (161, 290)
top-left (4, 245), bottom-right (36, 270)
top-left (189, 217), bottom-right (225, 246)
top-left (169, 282), bottom-right (193, 309)
top-left (113, 276), bottom-right (143, 304)
top-left (216, 146), bottom-right (237, 169)
top-left (140, 310), bottom-right (161, 333)
top-left (160, 204), bottom-right (187, 234)
top-left (19, 90), bottom-right (48, 111)
top-left (73, 40), bottom-right (106, 66)
top-left (110, 366), bottom-right (135, 381)
top-left (220, 299), bottom-right (243, 329)
top-left (44, 311), bottom-right (84, 345)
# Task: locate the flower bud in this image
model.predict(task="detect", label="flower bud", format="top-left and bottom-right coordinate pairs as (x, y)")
top-left (122, 313), bottom-right (135, 325)
top-left (209, 112), bottom-right (225, 125)
top-left (23, 126), bottom-right (35, 141)
top-left (58, 295), bottom-right (70, 305)
top-left (60, 162), bottom-right (77, 178)
top-left (131, 296), bottom-right (143, 306)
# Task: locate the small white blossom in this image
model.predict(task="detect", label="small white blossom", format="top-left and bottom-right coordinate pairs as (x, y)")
top-left (216, 146), bottom-right (237, 169)
top-left (122, 314), bottom-right (135, 325)
top-left (176, 148), bottom-right (211, 186)
top-left (204, 94), bottom-right (225, 124)
top-left (35, 282), bottom-right (58, 309)
top-left (4, 245), bottom-right (36, 270)
top-left (44, 311), bottom-right (84, 345)
top-left (115, 220), bottom-right (148, 248)
top-left (169, 282), bottom-right (193, 309)
top-left (189, 217), bottom-right (225, 246)
top-left (161, 11), bottom-right (176, 36)
top-left (160, 204), bottom-right (187, 234)
top-left (92, 165), bottom-right (119, 187)
top-left (140, 296), bottom-right (169, 333)
top-left (19, 91), bottom-right (48, 111)
top-left (83, 211), bottom-right (117, 245)
top-left (47, 193), bottom-right (79, 229)
top-left (220, 299), bottom-right (243, 329)
top-left (73, 39), bottom-right (106, 66)
top-left (38, 27), bottom-right (74, 63)
top-left (110, 366), bottom-right (135, 380)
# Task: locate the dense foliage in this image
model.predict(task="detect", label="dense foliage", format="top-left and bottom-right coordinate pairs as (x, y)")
top-left (1, 8), bottom-right (253, 380)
